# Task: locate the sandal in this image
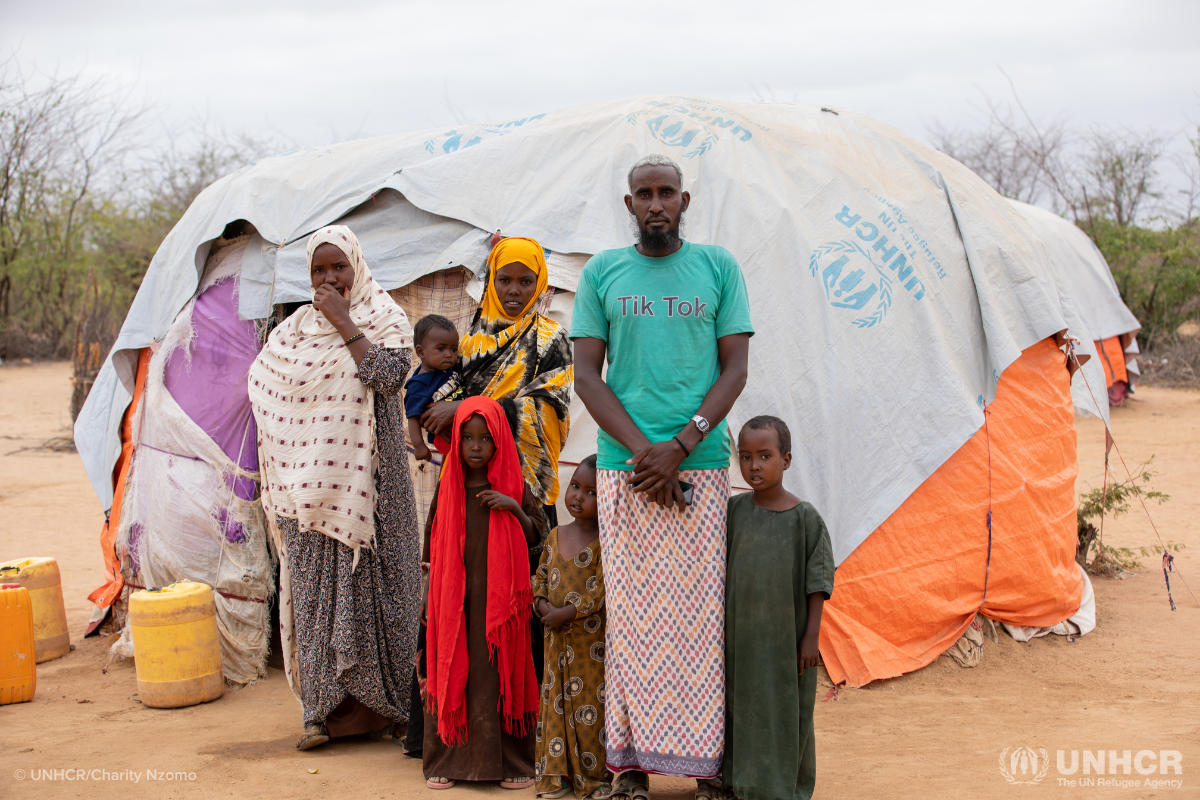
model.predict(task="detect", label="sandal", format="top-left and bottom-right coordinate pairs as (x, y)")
top-left (367, 723), bottom-right (395, 741)
top-left (537, 786), bottom-right (573, 799)
top-left (586, 786), bottom-right (614, 800)
top-left (611, 771), bottom-right (650, 800)
top-left (501, 777), bottom-right (535, 789)
top-left (695, 779), bottom-right (730, 800)
top-left (427, 777), bottom-right (456, 790)
top-left (296, 723), bottom-right (329, 751)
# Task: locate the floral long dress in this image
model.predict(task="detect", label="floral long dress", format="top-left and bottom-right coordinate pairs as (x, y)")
top-left (533, 527), bottom-right (611, 798)
top-left (279, 346), bottom-right (422, 734)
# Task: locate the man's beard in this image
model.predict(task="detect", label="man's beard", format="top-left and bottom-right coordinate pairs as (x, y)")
top-left (633, 214), bottom-right (685, 250)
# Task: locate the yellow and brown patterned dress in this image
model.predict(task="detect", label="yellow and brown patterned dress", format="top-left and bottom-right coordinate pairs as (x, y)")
top-left (533, 527), bottom-right (610, 798)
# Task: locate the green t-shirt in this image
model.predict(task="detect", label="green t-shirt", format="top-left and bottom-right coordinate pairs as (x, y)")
top-left (570, 241), bottom-right (754, 471)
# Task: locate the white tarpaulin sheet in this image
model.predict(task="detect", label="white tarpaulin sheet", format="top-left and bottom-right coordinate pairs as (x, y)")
top-left (77, 96), bottom-right (1106, 564)
top-left (1008, 199), bottom-right (1140, 341)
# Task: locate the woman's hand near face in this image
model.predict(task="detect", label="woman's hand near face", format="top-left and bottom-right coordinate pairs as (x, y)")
top-left (312, 283), bottom-right (353, 330)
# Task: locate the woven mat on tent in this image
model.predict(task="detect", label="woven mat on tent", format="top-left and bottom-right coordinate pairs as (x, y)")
top-left (389, 268), bottom-right (480, 531)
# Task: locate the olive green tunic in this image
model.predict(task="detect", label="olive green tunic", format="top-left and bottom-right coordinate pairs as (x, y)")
top-left (723, 494), bottom-right (835, 800)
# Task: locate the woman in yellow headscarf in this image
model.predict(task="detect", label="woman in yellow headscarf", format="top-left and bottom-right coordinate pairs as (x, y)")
top-left (420, 236), bottom-right (573, 509)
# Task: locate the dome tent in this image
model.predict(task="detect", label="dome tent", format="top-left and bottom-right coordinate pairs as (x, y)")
top-left (76, 96), bottom-right (1107, 688)
top-left (1007, 198), bottom-right (1141, 406)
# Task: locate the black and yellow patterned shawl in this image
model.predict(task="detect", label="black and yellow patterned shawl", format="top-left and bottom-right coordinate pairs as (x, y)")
top-left (458, 306), bottom-right (573, 506)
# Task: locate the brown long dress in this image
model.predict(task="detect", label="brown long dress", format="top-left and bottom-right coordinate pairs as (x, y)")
top-left (421, 481), bottom-right (546, 781)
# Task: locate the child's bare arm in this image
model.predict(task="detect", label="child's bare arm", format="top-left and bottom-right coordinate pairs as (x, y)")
top-left (408, 416), bottom-right (432, 460)
top-left (798, 592), bottom-right (826, 671)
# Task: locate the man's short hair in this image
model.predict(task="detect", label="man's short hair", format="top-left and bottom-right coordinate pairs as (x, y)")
top-left (413, 314), bottom-right (458, 346)
top-left (627, 154), bottom-right (683, 190)
top-left (741, 415), bottom-right (792, 455)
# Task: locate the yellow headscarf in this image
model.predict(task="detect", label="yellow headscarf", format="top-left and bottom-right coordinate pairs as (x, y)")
top-left (456, 234), bottom-right (571, 505)
top-left (482, 237), bottom-right (549, 322)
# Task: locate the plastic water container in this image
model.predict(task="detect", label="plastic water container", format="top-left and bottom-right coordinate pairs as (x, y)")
top-left (129, 581), bottom-right (224, 708)
top-left (0, 584), bottom-right (37, 704)
top-left (0, 557), bottom-right (71, 662)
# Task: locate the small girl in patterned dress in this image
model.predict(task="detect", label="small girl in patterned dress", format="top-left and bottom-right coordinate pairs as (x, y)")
top-left (533, 455), bottom-right (611, 799)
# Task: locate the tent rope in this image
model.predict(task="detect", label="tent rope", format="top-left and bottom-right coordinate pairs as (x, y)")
top-left (980, 400), bottom-right (994, 605)
top-left (1065, 337), bottom-right (1198, 609)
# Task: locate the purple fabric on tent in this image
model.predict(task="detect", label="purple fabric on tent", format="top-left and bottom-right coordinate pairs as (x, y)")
top-left (163, 276), bottom-right (262, 538)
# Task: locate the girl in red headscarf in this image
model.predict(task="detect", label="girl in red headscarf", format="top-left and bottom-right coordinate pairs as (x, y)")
top-left (421, 396), bottom-right (545, 790)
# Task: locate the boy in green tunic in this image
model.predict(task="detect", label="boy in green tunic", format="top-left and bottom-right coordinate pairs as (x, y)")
top-left (724, 416), bottom-right (834, 800)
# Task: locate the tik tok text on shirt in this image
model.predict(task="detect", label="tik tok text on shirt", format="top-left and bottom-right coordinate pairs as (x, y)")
top-left (616, 295), bottom-right (708, 318)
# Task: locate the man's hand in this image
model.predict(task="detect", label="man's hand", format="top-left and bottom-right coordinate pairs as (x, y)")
top-left (312, 284), bottom-right (352, 328)
top-left (627, 440), bottom-right (688, 510)
top-left (798, 631), bottom-right (821, 672)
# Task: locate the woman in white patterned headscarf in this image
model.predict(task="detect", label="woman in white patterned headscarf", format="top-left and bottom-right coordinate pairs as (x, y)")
top-left (250, 224), bottom-right (422, 751)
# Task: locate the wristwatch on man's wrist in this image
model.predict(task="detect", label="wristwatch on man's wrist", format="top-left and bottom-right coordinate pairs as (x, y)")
top-left (691, 415), bottom-right (711, 439)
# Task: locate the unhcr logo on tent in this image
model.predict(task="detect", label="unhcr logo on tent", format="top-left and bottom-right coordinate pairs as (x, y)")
top-left (423, 114), bottom-right (547, 155)
top-left (627, 99), bottom-right (766, 159)
top-left (808, 204), bottom-right (929, 328)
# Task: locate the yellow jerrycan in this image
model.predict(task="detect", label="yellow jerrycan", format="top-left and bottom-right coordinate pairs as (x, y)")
top-left (0, 583), bottom-right (37, 704)
top-left (0, 557), bottom-right (71, 662)
top-left (128, 581), bottom-right (224, 708)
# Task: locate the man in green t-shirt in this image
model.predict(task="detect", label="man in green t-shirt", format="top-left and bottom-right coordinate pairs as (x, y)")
top-left (571, 154), bottom-right (753, 795)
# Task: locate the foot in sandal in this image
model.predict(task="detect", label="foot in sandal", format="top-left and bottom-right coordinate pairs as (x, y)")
top-left (694, 779), bottom-right (730, 800)
top-left (501, 777), bottom-right (535, 789)
top-left (611, 770), bottom-right (650, 800)
top-left (427, 777), bottom-right (456, 790)
top-left (296, 723), bottom-right (329, 751)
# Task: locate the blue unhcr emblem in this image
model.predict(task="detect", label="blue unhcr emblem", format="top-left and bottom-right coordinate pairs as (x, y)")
top-left (423, 114), bottom-right (547, 155)
top-left (626, 99), bottom-right (765, 159)
top-left (808, 240), bottom-right (893, 328)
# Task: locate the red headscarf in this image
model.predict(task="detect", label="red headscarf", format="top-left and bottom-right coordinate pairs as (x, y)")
top-left (425, 395), bottom-right (538, 745)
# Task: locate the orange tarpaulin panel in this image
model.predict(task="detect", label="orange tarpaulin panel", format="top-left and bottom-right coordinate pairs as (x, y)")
top-left (1093, 336), bottom-right (1128, 388)
top-left (87, 348), bottom-right (151, 609)
top-left (820, 338), bottom-right (1081, 687)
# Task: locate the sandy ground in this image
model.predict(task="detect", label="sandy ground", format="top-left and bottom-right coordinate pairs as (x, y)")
top-left (0, 361), bottom-right (1196, 799)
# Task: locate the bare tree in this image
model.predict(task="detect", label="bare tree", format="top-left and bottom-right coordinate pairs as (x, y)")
top-left (1079, 128), bottom-right (1165, 228)
top-left (930, 70), bottom-right (1169, 232)
top-left (928, 114), bottom-right (1061, 205)
top-left (1173, 125), bottom-right (1200, 224)
top-left (136, 119), bottom-right (281, 218)
top-left (0, 56), bottom-right (145, 357)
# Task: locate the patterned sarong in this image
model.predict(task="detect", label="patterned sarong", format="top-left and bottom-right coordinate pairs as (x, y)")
top-left (597, 468), bottom-right (728, 779)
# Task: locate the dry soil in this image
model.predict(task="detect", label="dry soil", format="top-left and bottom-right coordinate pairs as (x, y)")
top-left (0, 362), bottom-right (1196, 799)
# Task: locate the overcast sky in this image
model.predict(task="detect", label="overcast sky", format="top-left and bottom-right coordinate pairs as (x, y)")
top-left (3, 0), bottom-right (1198, 172)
